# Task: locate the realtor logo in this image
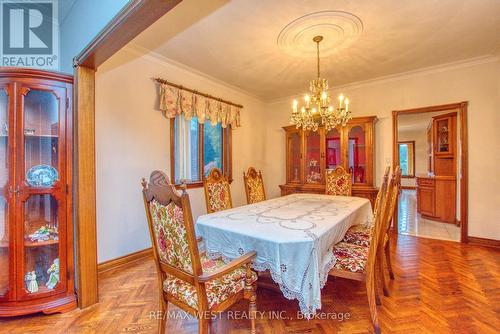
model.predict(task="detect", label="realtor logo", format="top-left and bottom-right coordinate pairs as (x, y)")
top-left (1, 0), bottom-right (59, 70)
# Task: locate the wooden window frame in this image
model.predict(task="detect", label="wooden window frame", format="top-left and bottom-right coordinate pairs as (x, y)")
top-left (398, 140), bottom-right (415, 178)
top-left (169, 118), bottom-right (232, 189)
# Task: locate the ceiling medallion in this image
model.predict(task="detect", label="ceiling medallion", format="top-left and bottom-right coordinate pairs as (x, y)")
top-left (290, 35), bottom-right (351, 132)
top-left (277, 10), bottom-right (363, 58)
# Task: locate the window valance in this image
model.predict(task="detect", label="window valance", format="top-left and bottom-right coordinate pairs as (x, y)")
top-left (156, 79), bottom-right (242, 128)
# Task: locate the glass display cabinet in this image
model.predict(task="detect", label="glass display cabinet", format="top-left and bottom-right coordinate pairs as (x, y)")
top-left (281, 116), bottom-right (378, 205)
top-left (325, 128), bottom-right (341, 170)
top-left (304, 130), bottom-right (322, 184)
top-left (0, 69), bottom-right (75, 316)
top-left (286, 128), bottom-right (302, 183)
top-left (433, 114), bottom-right (455, 157)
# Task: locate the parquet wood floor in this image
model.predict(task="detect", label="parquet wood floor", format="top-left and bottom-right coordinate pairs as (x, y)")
top-left (1, 233), bottom-right (499, 334)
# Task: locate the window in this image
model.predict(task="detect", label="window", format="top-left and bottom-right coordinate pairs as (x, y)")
top-left (171, 115), bottom-right (231, 186)
top-left (398, 141), bottom-right (415, 177)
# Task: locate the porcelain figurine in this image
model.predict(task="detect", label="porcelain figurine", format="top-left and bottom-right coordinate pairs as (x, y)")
top-left (46, 258), bottom-right (60, 289)
top-left (25, 271), bottom-right (38, 293)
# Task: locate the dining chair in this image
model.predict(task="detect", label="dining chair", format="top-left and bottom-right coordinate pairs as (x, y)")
top-left (328, 175), bottom-right (390, 334)
top-left (342, 167), bottom-right (401, 284)
top-left (381, 167), bottom-right (402, 280)
top-left (325, 166), bottom-right (352, 196)
top-left (142, 171), bottom-right (258, 334)
top-left (204, 168), bottom-right (233, 213)
top-left (243, 167), bottom-right (266, 204)
top-left (342, 166), bottom-right (391, 248)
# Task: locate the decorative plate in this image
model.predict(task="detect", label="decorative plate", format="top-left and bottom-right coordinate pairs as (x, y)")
top-left (26, 165), bottom-right (58, 187)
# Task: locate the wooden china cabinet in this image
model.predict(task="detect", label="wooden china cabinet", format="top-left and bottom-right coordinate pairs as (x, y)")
top-left (280, 116), bottom-right (378, 205)
top-left (0, 68), bottom-right (75, 316)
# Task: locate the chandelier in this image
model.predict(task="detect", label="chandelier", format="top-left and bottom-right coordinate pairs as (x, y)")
top-left (290, 35), bottom-right (352, 131)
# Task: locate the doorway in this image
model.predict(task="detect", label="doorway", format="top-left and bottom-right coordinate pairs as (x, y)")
top-left (392, 102), bottom-right (468, 242)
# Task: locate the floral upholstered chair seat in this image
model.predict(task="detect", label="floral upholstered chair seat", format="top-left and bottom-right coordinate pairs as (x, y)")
top-left (163, 255), bottom-right (258, 309)
top-left (342, 225), bottom-right (390, 248)
top-left (332, 241), bottom-right (369, 273)
top-left (342, 224), bottom-right (372, 247)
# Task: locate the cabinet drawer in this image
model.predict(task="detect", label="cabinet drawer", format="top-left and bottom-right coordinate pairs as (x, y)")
top-left (417, 178), bottom-right (435, 187)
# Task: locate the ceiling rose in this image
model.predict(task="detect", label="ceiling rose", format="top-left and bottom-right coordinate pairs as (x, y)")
top-left (277, 10), bottom-right (363, 57)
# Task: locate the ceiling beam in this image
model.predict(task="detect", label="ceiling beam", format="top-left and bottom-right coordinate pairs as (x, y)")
top-left (73, 0), bottom-right (182, 70)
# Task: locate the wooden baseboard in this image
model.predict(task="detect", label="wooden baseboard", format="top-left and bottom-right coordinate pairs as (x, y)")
top-left (467, 237), bottom-right (500, 249)
top-left (98, 248), bottom-right (153, 274)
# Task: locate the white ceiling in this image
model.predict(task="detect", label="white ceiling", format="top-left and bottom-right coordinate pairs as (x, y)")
top-left (132, 0), bottom-right (500, 101)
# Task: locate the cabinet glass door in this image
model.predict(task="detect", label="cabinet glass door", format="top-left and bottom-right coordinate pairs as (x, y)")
top-left (435, 118), bottom-right (450, 154)
top-left (287, 130), bottom-right (302, 183)
top-left (305, 130), bottom-right (322, 183)
top-left (17, 86), bottom-right (66, 299)
top-left (0, 86), bottom-right (12, 301)
top-left (348, 125), bottom-right (367, 184)
top-left (325, 128), bottom-right (341, 170)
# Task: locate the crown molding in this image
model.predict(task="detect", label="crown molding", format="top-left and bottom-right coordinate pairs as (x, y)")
top-left (124, 43), bottom-right (265, 103)
top-left (268, 55), bottom-right (499, 105)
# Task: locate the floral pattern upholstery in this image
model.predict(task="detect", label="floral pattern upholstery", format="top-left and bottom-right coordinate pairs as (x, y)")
top-left (207, 181), bottom-right (232, 213)
top-left (332, 242), bottom-right (368, 273)
top-left (163, 254), bottom-right (258, 309)
top-left (149, 200), bottom-right (192, 273)
top-left (342, 226), bottom-right (390, 249)
top-left (246, 176), bottom-right (265, 204)
top-left (342, 224), bottom-right (372, 247)
top-left (325, 167), bottom-right (352, 196)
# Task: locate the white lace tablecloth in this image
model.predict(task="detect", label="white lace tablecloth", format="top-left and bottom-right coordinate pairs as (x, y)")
top-left (195, 193), bottom-right (372, 317)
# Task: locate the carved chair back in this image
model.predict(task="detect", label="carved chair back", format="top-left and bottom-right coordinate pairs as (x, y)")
top-left (365, 173), bottom-right (390, 280)
top-left (142, 171), bottom-right (208, 309)
top-left (373, 166), bottom-right (391, 218)
top-left (204, 168), bottom-right (233, 213)
top-left (383, 167), bottom-right (401, 235)
top-left (325, 166), bottom-right (352, 196)
top-left (243, 167), bottom-right (266, 204)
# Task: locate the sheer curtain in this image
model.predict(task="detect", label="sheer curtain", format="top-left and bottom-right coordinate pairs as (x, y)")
top-left (174, 115), bottom-right (198, 183)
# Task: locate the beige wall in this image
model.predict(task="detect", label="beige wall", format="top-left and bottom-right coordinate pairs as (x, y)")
top-left (95, 47), bottom-right (267, 263)
top-left (263, 58), bottom-right (500, 240)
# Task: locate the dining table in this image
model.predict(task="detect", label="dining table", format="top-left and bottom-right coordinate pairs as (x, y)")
top-left (195, 193), bottom-right (373, 318)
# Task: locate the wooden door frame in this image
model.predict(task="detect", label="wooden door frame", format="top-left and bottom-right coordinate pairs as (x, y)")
top-left (392, 102), bottom-right (468, 243)
top-left (73, 0), bottom-right (182, 308)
